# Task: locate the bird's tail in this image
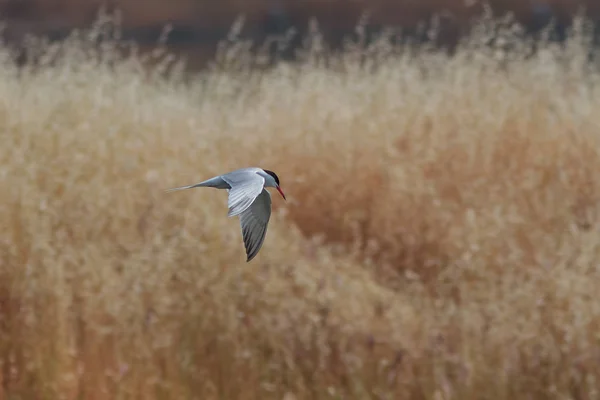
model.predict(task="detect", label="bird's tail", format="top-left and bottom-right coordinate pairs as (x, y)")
top-left (164, 185), bottom-right (198, 193)
top-left (165, 176), bottom-right (230, 193)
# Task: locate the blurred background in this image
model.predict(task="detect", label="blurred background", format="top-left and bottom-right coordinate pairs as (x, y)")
top-left (3, 1), bottom-right (600, 399)
top-left (1, 0), bottom-right (599, 69)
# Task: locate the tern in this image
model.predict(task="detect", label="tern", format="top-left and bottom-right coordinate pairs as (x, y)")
top-left (165, 167), bottom-right (286, 262)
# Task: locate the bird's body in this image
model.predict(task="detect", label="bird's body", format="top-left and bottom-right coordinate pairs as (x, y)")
top-left (166, 167), bottom-right (286, 262)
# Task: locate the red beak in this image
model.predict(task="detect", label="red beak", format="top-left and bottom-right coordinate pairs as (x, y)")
top-left (276, 186), bottom-right (286, 201)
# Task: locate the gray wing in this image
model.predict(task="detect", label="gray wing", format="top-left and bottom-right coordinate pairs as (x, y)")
top-left (239, 189), bottom-right (272, 262)
top-left (222, 169), bottom-right (266, 217)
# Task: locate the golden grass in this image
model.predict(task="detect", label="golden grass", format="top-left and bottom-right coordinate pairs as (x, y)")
top-left (1, 17), bottom-right (600, 399)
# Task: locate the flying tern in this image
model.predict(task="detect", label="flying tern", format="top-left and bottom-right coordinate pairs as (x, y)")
top-left (166, 167), bottom-right (286, 262)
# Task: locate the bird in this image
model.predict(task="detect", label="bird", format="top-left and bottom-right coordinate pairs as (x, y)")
top-left (165, 167), bottom-right (286, 262)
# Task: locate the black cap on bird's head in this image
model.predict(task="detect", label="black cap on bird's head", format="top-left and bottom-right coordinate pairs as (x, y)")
top-left (263, 169), bottom-right (280, 185)
top-left (263, 169), bottom-right (286, 200)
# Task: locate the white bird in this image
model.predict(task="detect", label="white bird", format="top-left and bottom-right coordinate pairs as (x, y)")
top-left (165, 167), bottom-right (287, 262)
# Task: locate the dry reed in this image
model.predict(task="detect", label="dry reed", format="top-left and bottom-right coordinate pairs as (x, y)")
top-left (1, 15), bottom-right (600, 400)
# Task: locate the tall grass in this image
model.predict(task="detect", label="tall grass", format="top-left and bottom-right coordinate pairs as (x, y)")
top-left (1, 15), bottom-right (600, 399)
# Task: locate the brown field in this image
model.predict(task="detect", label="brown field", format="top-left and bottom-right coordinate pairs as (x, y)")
top-left (1, 17), bottom-right (600, 400)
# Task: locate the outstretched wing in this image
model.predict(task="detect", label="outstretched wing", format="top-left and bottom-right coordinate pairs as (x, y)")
top-left (239, 189), bottom-right (272, 262)
top-left (222, 170), bottom-right (266, 217)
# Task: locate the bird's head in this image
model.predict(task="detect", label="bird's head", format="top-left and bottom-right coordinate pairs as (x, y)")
top-left (262, 169), bottom-right (286, 200)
